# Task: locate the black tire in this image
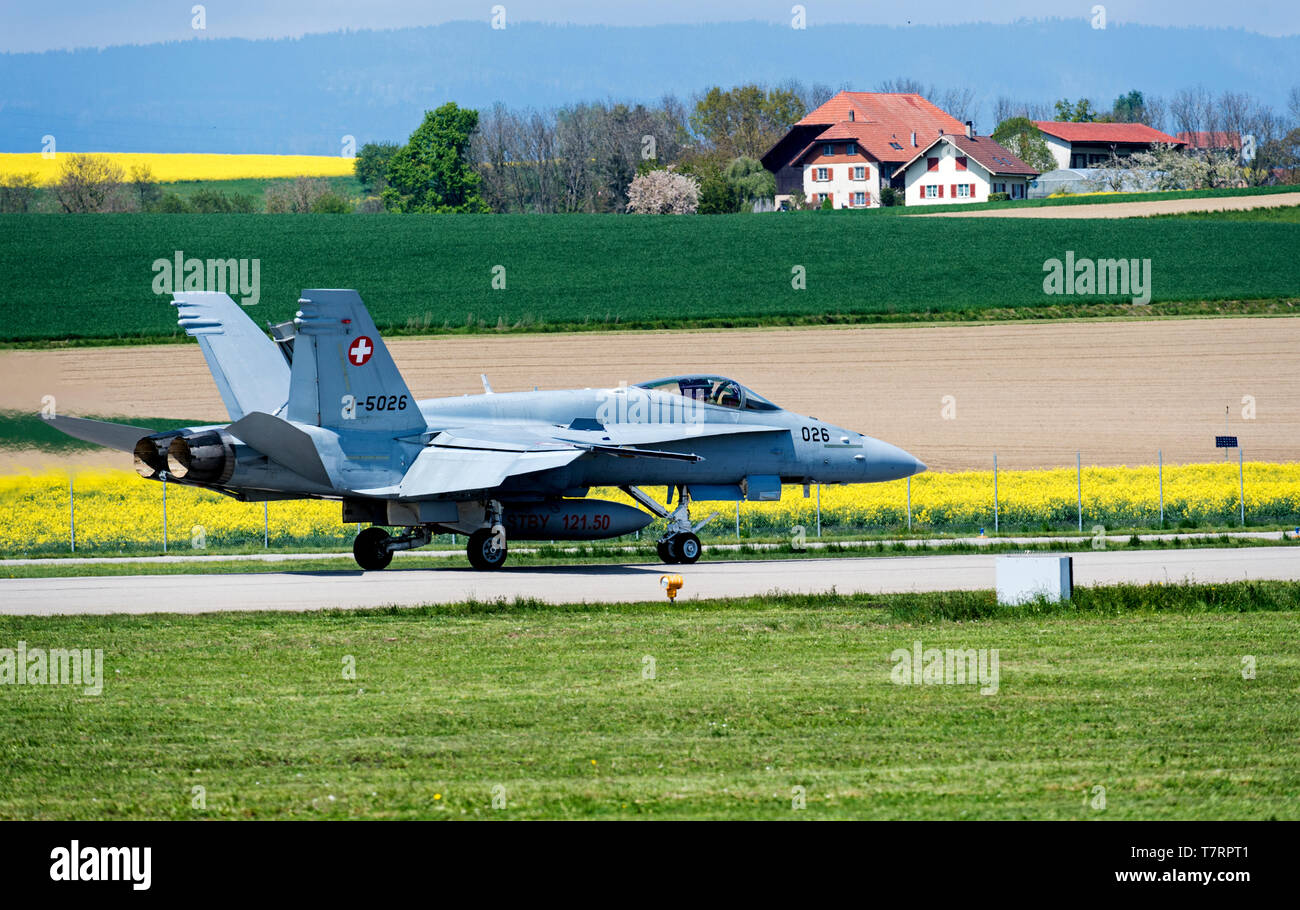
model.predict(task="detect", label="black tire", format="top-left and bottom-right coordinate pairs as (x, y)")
top-left (657, 537), bottom-right (679, 564)
top-left (467, 528), bottom-right (508, 571)
top-left (675, 532), bottom-right (702, 564)
top-left (353, 526), bottom-right (393, 571)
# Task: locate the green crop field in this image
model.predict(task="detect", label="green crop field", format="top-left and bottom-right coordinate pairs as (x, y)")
top-left (0, 582), bottom-right (1295, 819)
top-left (1, 212), bottom-right (1297, 344)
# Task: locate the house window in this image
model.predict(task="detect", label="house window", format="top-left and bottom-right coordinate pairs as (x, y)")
top-left (852, 166), bottom-right (866, 180)
top-left (927, 157), bottom-right (939, 172)
top-left (924, 185), bottom-right (937, 199)
top-left (956, 156), bottom-right (968, 171)
top-left (824, 144), bottom-right (835, 156)
top-left (853, 192), bottom-right (866, 206)
top-left (846, 143), bottom-right (856, 156)
top-left (815, 167), bottom-right (830, 181)
top-left (957, 184), bottom-right (970, 197)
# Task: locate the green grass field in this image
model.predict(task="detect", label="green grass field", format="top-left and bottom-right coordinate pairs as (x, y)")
top-left (0, 582), bottom-right (1295, 819)
top-left (1, 212), bottom-right (1297, 343)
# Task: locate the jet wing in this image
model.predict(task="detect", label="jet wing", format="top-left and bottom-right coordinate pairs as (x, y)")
top-left (362, 422), bottom-right (790, 499)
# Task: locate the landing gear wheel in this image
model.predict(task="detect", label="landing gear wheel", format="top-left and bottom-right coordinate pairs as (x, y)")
top-left (657, 537), bottom-right (679, 564)
top-left (353, 526), bottom-right (393, 571)
top-left (674, 532), bottom-right (702, 564)
top-left (467, 528), bottom-right (508, 571)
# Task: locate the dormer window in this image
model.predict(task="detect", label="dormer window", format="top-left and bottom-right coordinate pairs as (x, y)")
top-left (846, 142), bottom-right (856, 156)
top-left (823, 143), bottom-right (835, 156)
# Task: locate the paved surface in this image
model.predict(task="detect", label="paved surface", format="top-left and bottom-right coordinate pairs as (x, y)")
top-left (920, 191), bottom-right (1300, 219)
top-left (1, 530), bottom-right (1288, 567)
top-left (2, 547), bottom-right (1296, 615)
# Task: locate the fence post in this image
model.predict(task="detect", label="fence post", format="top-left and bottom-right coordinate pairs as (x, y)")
top-left (1239, 447), bottom-right (1245, 527)
top-left (735, 501), bottom-right (740, 540)
top-left (816, 483), bottom-right (822, 538)
top-left (162, 477), bottom-right (168, 554)
top-left (993, 453), bottom-right (999, 535)
top-left (264, 500), bottom-right (269, 548)
top-left (906, 475), bottom-right (912, 532)
top-left (1076, 451), bottom-right (1082, 533)
top-left (70, 476), bottom-right (75, 553)
top-left (1158, 450), bottom-right (1164, 528)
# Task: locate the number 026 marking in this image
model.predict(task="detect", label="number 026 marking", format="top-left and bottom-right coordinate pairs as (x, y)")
top-left (801, 426), bottom-right (829, 442)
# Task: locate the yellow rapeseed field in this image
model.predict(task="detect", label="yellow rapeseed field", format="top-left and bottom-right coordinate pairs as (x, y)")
top-left (2, 463), bottom-right (1297, 554)
top-left (0, 153), bottom-right (355, 186)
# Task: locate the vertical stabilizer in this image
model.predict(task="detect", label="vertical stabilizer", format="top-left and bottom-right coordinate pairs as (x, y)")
top-left (286, 289), bottom-right (424, 434)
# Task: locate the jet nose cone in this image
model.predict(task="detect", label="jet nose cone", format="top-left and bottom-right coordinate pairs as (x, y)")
top-left (862, 438), bottom-right (927, 481)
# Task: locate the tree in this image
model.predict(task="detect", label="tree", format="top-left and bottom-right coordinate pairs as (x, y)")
top-left (689, 84), bottom-right (805, 159)
top-left (265, 177), bottom-right (332, 213)
top-left (0, 173), bottom-right (39, 213)
top-left (1111, 90), bottom-right (1145, 123)
top-left (383, 102), bottom-right (489, 213)
top-left (697, 169), bottom-right (742, 214)
top-left (724, 157), bottom-right (776, 203)
top-left (353, 142), bottom-right (400, 192)
top-left (129, 164), bottom-right (162, 211)
top-left (625, 170), bottom-right (698, 214)
top-left (991, 118), bottom-right (1057, 173)
top-left (1053, 98), bottom-right (1098, 122)
top-left (55, 153), bottom-right (126, 212)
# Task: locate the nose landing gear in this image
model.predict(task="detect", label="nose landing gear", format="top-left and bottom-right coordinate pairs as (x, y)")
top-left (623, 485), bottom-right (715, 566)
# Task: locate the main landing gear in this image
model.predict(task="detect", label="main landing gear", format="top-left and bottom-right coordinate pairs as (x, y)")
top-left (352, 502), bottom-right (510, 571)
top-left (352, 525), bottom-right (431, 571)
top-left (622, 485), bottom-right (716, 566)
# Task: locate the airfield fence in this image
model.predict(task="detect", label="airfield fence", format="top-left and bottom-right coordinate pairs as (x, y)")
top-left (15, 450), bottom-right (1297, 556)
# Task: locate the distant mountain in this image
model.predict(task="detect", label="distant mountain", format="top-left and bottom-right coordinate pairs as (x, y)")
top-left (1, 20), bottom-right (1296, 154)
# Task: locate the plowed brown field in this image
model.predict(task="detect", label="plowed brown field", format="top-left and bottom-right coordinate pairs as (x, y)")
top-left (3, 318), bottom-right (1297, 472)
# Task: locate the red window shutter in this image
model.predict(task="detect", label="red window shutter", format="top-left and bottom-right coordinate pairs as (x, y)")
top-left (951, 184), bottom-right (956, 197)
top-left (957, 156), bottom-right (967, 170)
top-left (927, 157), bottom-right (938, 172)
top-left (938, 185), bottom-right (944, 198)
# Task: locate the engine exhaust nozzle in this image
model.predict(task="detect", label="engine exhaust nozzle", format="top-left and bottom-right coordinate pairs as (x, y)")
top-left (166, 431), bottom-right (235, 484)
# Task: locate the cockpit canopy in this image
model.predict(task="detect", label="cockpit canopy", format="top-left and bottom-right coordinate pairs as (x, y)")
top-left (635, 375), bottom-right (781, 411)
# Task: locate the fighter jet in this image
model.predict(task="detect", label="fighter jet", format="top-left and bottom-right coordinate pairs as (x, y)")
top-left (49, 290), bottom-right (926, 570)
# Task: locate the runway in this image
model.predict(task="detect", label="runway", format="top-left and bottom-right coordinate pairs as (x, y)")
top-left (1, 547), bottom-right (1296, 615)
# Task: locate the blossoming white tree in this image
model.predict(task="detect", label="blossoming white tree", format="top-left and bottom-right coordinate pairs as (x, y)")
top-left (626, 170), bottom-right (700, 214)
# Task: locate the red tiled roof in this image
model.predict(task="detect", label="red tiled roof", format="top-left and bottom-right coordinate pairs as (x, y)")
top-left (1033, 121), bottom-right (1183, 145)
top-left (891, 133), bottom-right (1040, 179)
top-left (798, 92), bottom-right (968, 137)
top-left (791, 121), bottom-right (929, 164)
top-left (1175, 130), bottom-right (1242, 150)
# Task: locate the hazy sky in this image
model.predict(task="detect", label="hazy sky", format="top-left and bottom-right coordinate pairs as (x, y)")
top-left (3, 0), bottom-right (1296, 52)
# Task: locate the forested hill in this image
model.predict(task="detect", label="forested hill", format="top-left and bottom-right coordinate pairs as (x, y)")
top-left (2, 19), bottom-right (1296, 154)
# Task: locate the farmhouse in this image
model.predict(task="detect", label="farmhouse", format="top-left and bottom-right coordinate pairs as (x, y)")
top-left (892, 129), bottom-right (1039, 204)
top-left (1034, 121), bottom-right (1183, 170)
top-left (761, 91), bottom-right (971, 208)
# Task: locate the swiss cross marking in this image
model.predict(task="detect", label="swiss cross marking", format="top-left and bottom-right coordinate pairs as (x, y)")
top-left (348, 336), bottom-right (374, 366)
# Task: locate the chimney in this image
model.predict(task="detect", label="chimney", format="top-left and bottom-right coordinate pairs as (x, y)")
top-left (910, 131), bottom-right (917, 147)
top-left (965, 120), bottom-right (973, 139)
top-left (848, 110), bottom-right (855, 122)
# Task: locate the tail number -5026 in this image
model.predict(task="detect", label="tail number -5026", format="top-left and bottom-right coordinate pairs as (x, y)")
top-left (364, 394), bottom-right (408, 412)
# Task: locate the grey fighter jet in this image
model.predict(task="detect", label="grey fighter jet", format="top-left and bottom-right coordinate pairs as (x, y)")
top-left (50, 290), bottom-right (926, 570)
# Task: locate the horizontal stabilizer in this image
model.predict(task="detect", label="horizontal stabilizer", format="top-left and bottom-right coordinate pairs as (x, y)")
top-left (45, 415), bottom-right (157, 453)
top-left (225, 411), bottom-right (331, 486)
